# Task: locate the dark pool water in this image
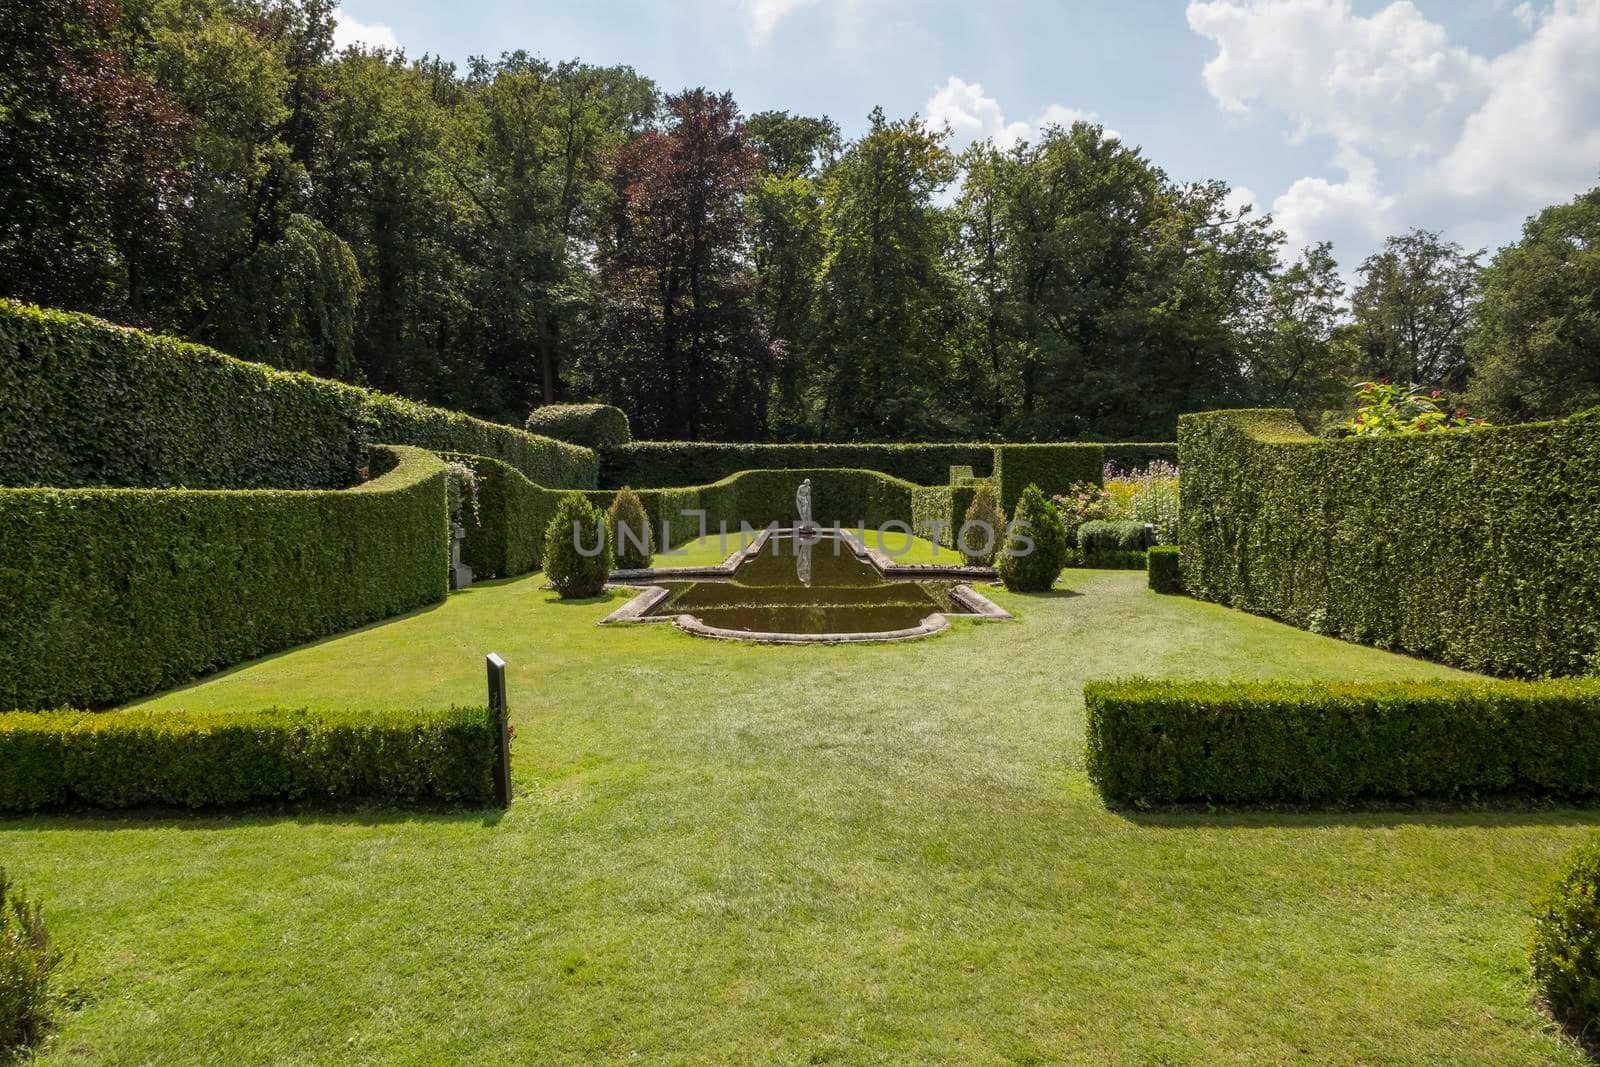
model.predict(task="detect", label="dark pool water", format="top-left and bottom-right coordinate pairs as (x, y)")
top-left (647, 532), bottom-right (968, 635)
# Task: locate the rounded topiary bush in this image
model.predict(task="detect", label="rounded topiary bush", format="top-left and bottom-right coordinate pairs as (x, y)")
top-left (997, 484), bottom-right (1069, 592)
top-left (959, 484), bottom-right (1005, 567)
top-left (525, 404), bottom-right (632, 450)
top-left (1, 868), bottom-right (62, 1058)
top-left (607, 487), bottom-right (654, 570)
top-left (1532, 836), bottom-right (1600, 1032)
top-left (542, 494), bottom-right (612, 598)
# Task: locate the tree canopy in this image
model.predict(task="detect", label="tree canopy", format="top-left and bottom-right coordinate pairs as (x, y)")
top-left (2, 0), bottom-right (1594, 438)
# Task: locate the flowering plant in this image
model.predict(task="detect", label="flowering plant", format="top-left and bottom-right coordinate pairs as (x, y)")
top-left (1346, 381), bottom-right (1489, 436)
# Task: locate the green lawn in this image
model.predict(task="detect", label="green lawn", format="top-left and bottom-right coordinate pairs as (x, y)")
top-left (3, 568), bottom-right (1594, 1064)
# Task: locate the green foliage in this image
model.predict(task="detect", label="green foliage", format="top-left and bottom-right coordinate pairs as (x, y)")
top-left (1052, 482), bottom-right (1118, 547)
top-left (1351, 228), bottom-right (1482, 392)
top-left (959, 485), bottom-right (1005, 566)
top-left (544, 495), bottom-right (612, 598)
top-left (1147, 546), bottom-right (1182, 594)
top-left (601, 442), bottom-right (996, 489)
top-left (607, 488), bottom-right (654, 570)
top-left (526, 404), bottom-right (633, 449)
top-left (1079, 520), bottom-right (1147, 556)
top-left (1468, 185), bottom-right (1600, 423)
top-left (1084, 678), bottom-right (1600, 805)
top-left (948, 465), bottom-right (976, 484)
top-left (1177, 407), bottom-right (1600, 676)
top-left (0, 300), bottom-right (599, 491)
top-left (1238, 242), bottom-right (1355, 418)
top-left (1103, 443), bottom-right (1178, 470)
top-left (0, 706), bottom-right (498, 812)
top-left (0, 867), bottom-right (62, 1058)
top-left (1531, 835), bottom-right (1600, 1033)
top-left (1125, 465), bottom-right (1180, 545)
top-left (1346, 380), bottom-right (1488, 435)
top-left (997, 484), bottom-right (1069, 593)
top-left (1, 299), bottom-right (366, 490)
top-left (440, 452), bottom-right (557, 580)
top-left (0, 446), bottom-right (449, 711)
top-left (361, 391), bottom-right (597, 490)
top-left (993, 444), bottom-right (1104, 516)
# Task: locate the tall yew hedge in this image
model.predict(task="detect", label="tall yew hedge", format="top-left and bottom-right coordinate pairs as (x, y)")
top-left (1178, 408), bottom-right (1600, 677)
top-left (0, 300), bottom-right (598, 491)
top-left (0, 446), bottom-right (449, 710)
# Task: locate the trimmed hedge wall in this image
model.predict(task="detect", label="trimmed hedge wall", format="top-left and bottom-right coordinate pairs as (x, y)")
top-left (1084, 678), bottom-right (1600, 805)
top-left (441, 452), bottom-right (559, 580)
top-left (910, 484), bottom-right (980, 549)
top-left (0, 300), bottom-right (598, 491)
top-left (361, 393), bottom-right (596, 490)
top-left (0, 445), bottom-right (449, 711)
top-left (599, 442), bottom-right (998, 489)
top-left (525, 403), bottom-right (632, 449)
top-left (993, 444), bottom-right (1104, 516)
top-left (1103, 443), bottom-right (1178, 471)
top-left (1, 299), bottom-right (365, 489)
top-left (1178, 408), bottom-right (1600, 677)
top-left (0, 706), bottom-right (497, 812)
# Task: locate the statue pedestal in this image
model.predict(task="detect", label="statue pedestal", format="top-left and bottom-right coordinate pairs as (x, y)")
top-left (449, 524), bottom-right (474, 590)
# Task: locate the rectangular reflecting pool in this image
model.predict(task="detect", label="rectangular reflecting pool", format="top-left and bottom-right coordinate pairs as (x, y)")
top-left (643, 531), bottom-right (975, 638)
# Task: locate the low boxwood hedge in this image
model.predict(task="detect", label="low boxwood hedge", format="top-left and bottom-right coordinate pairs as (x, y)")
top-left (0, 445), bottom-right (449, 711)
top-left (0, 299), bottom-right (597, 492)
top-left (1148, 546), bottom-right (1181, 593)
top-left (1084, 678), bottom-right (1600, 805)
top-left (525, 404), bottom-right (632, 449)
top-left (0, 706), bottom-right (499, 812)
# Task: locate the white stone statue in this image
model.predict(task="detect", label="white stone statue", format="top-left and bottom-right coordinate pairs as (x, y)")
top-left (795, 535), bottom-right (813, 585)
top-left (796, 478), bottom-right (813, 529)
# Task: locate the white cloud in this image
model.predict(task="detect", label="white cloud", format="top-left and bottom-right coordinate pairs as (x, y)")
top-left (1187, 0), bottom-right (1600, 266)
top-left (925, 77), bottom-right (1116, 150)
top-left (1434, 0), bottom-right (1600, 202)
top-left (332, 8), bottom-right (401, 52)
top-left (746, 0), bottom-right (815, 41)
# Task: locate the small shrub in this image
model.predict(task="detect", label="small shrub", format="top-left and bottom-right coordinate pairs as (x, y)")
top-left (0, 868), bottom-right (63, 1057)
top-left (1532, 835), bottom-right (1600, 1033)
top-left (1052, 482), bottom-right (1118, 546)
top-left (1078, 520), bottom-right (1147, 558)
top-left (997, 484), bottom-right (1069, 592)
top-left (607, 487), bottom-right (654, 570)
top-left (543, 494), bottom-right (611, 597)
top-left (1148, 546), bottom-right (1181, 593)
top-left (1346, 380), bottom-right (1489, 436)
top-left (958, 484), bottom-right (1005, 566)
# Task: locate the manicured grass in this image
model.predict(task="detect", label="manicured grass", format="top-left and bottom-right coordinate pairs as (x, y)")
top-left (3, 570), bottom-right (1594, 1063)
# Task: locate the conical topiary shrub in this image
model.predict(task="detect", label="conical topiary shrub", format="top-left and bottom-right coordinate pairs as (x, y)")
top-left (607, 487), bottom-right (654, 570)
top-left (543, 494), bottom-right (611, 598)
top-left (959, 484), bottom-right (1005, 566)
top-left (997, 483), bottom-right (1069, 592)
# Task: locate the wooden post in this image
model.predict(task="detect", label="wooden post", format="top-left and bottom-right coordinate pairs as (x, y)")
top-left (486, 653), bottom-right (512, 807)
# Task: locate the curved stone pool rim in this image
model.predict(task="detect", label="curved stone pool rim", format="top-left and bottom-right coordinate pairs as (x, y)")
top-left (602, 527), bottom-right (1012, 644)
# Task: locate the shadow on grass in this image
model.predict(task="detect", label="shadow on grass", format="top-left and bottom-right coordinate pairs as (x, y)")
top-left (1113, 801), bottom-right (1600, 831)
top-left (0, 801), bottom-right (510, 833)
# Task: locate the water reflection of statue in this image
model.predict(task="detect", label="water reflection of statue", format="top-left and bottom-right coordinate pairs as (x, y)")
top-left (796, 478), bottom-right (813, 529)
top-left (795, 535), bottom-right (813, 586)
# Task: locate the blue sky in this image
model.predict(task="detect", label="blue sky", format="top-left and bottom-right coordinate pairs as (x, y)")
top-left (334, 0), bottom-right (1600, 276)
